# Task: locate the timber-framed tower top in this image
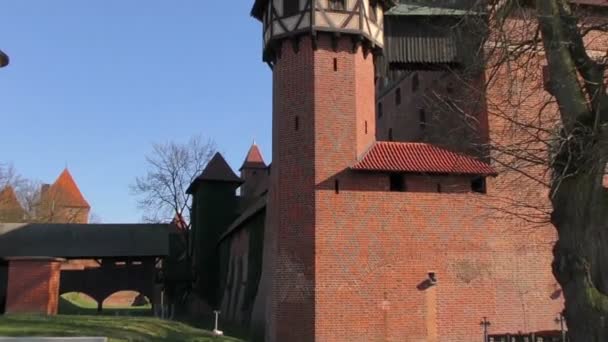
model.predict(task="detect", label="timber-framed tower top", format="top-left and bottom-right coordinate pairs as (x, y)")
top-left (251, 0), bottom-right (396, 63)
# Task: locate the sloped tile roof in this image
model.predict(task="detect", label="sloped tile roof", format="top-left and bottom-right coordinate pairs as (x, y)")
top-left (0, 186), bottom-right (24, 211)
top-left (45, 169), bottom-right (90, 208)
top-left (240, 143), bottom-right (267, 170)
top-left (187, 153), bottom-right (242, 194)
top-left (352, 142), bottom-right (496, 176)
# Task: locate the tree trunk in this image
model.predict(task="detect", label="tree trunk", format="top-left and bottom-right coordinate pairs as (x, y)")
top-left (534, 1), bottom-right (608, 340)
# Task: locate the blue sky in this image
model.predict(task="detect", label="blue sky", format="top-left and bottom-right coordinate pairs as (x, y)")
top-left (0, 1), bottom-right (272, 223)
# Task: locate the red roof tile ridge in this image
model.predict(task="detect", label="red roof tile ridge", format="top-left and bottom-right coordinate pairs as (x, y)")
top-left (241, 143), bottom-right (267, 170)
top-left (48, 168), bottom-right (90, 208)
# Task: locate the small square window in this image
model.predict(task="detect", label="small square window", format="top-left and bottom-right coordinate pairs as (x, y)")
top-left (329, 0), bottom-right (346, 10)
top-left (284, 0), bottom-right (300, 16)
top-left (471, 177), bottom-right (487, 194)
top-left (390, 174), bottom-right (406, 192)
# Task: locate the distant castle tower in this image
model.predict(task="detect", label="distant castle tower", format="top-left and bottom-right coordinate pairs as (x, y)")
top-left (0, 168), bottom-right (89, 224)
top-left (0, 186), bottom-right (26, 222)
top-left (38, 168), bottom-right (90, 224)
top-left (240, 142), bottom-right (268, 197)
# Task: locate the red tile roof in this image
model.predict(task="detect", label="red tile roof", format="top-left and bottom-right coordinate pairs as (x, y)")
top-left (352, 142), bottom-right (497, 176)
top-left (240, 143), bottom-right (267, 170)
top-left (45, 169), bottom-right (90, 208)
top-left (0, 186), bottom-right (24, 211)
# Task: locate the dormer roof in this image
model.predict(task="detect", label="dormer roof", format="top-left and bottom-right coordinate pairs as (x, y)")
top-left (240, 143), bottom-right (267, 171)
top-left (187, 153), bottom-right (242, 194)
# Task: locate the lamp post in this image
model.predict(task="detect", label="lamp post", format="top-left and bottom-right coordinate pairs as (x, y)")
top-left (480, 317), bottom-right (491, 342)
top-left (212, 310), bottom-right (223, 336)
top-left (554, 313), bottom-right (566, 341)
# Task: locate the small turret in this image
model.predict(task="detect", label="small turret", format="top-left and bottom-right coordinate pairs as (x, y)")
top-left (187, 153), bottom-right (241, 307)
top-left (239, 142), bottom-right (268, 197)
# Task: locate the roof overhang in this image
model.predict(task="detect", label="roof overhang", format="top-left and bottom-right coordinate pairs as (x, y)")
top-left (0, 223), bottom-right (171, 258)
top-left (351, 142), bottom-right (497, 177)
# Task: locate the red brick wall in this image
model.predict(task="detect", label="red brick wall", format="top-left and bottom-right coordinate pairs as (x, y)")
top-left (315, 178), bottom-right (561, 341)
top-left (268, 34), bottom-right (317, 342)
top-left (6, 259), bottom-right (62, 315)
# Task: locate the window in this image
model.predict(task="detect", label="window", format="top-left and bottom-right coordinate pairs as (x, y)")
top-left (390, 174), bottom-right (406, 192)
top-left (329, 0), bottom-right (346, 11)
top-left (446, 83), bottom-right (454, 94)
top-left (365, 120), bottom-right (368, 134)
top-left (295, 116), bottom-right (300, 131)
top-left (471, 177), bottom-right (487, 194)
top-left (388, 128), bottom-right (393, 141)
top-left (369, 2), bottom-right (377, 22)
top-left (436, 183), bottom-right (442, 193)
top-left (419, 109), bottom-right (427, 131)
top-left (395, 88), bottom-right (401, 106)
top-left (542, 65), bottom-right (552, 94)
top-left (284, 0), bottom-right (300, 17)
top-left (334, 179), bottom-right (340, 194)
top-left (333, 58), bottom-right (338, 71)
top-left (377, 102), bottom-right (383, 118)
top-left (412, 73), bottom-right (419, 92)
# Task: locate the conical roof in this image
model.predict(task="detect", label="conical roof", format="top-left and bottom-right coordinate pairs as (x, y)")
top-left (187, 153), bottom-right (242, 194)
top-left (0, 186), bottom-right (23, 211)
top-left (45, 169), bottom-right (90, 208)
top-left (0, 185), bottom-right (26, 222)
top-left (240, 143), bottom-right (267, 170)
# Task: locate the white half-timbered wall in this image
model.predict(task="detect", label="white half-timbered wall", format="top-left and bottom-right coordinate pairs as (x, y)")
top-left (262, 0), bottom-right (384, 49)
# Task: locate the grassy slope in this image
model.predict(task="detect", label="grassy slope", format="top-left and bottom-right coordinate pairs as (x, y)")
top-left (0, 315), bottom-right (243, 342)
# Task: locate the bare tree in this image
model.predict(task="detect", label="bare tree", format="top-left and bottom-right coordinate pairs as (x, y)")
top-left (131, 136), bottom-right (216, 226)
top-left (422, 1), bottom-right (608, 339)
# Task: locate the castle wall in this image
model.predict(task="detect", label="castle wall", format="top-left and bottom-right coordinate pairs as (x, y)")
top-left (314, 170), bottom-right (561, 341)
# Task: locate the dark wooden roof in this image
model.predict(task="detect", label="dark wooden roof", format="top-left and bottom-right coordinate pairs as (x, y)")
top-left (0, 223), bottom-right (171, 258)
top-left (187, 153), bottom-right (243, 194)
top-left (0, 50), bottom-right (8, 68)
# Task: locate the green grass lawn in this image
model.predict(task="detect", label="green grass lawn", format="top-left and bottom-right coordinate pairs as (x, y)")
top-left (0, 315), bottom-right (243, 342)
top-left (59, 293), bottom-right (152, 316)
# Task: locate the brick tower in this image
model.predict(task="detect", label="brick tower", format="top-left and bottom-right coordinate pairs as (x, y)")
top-left (251, 1), bottom-right (394, 341)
